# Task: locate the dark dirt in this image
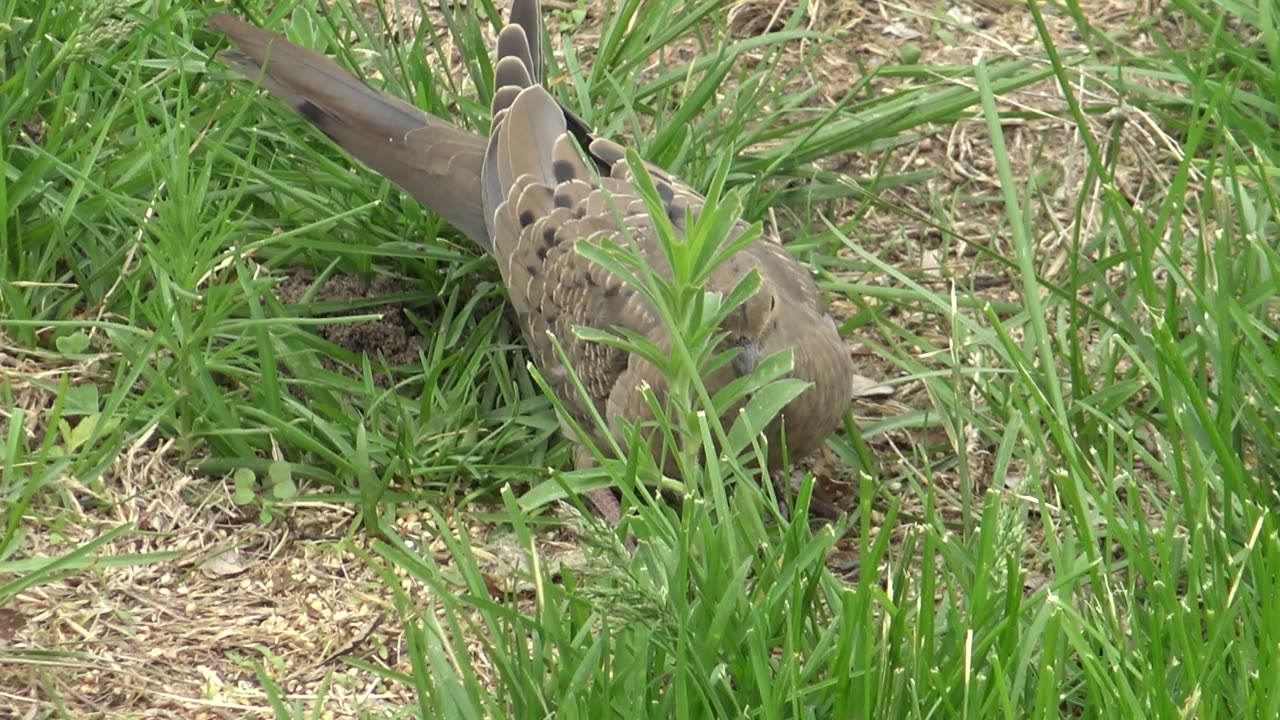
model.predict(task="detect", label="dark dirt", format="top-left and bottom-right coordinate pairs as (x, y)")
top-left (273, 270), bottom-right (430, 378)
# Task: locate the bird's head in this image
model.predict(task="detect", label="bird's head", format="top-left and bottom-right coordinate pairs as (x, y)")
top-left (719, 273), bottom-right (779, 377)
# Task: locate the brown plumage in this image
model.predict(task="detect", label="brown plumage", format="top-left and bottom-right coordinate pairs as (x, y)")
top-left (208, 2), bottom-right (854, 525)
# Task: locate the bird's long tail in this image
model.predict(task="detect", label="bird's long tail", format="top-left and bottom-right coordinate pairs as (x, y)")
top-left (208, 14), bottom-right (492, 250)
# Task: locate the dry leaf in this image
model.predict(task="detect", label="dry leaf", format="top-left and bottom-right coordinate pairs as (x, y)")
top-left (0, 607), bottom-right (28, 646)
top-left (851, 374), bottom-right (894, 400)
top-left (201, 548), bottom-right (250, 578)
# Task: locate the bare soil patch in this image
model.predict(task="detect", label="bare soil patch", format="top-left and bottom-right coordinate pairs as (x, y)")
top-left (274, 271), bottom-right (427, 376)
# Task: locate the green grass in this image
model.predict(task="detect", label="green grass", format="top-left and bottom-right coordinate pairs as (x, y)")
top-left (3, 0), bottom-right (1278, 717)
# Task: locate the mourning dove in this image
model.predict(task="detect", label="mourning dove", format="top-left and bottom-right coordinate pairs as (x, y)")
top-left (209, 1), bottom-right (853, 526)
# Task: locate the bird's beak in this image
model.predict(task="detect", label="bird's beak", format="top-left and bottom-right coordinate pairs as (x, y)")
top-left (732, 338), bottom-right (761, 376)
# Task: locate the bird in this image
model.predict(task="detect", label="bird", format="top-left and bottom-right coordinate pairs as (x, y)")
top-left (207, 0), bottom-right (854, 528)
